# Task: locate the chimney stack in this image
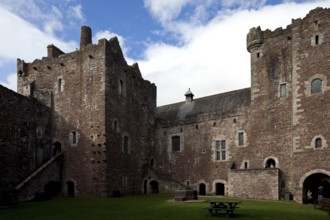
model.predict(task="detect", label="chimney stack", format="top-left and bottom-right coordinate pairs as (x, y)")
top-left (80, 26), bottom-right (92, 49)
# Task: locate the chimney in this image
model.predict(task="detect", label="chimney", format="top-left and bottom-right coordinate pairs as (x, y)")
top-left (80, 26), bottom-right (92, 49)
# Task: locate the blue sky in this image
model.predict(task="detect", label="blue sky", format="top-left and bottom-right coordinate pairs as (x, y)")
top-left (0, 0), bottom-right (330, 106)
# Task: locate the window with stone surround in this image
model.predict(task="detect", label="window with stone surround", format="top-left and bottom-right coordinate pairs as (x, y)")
top-left (280, 83), bottom-right (286, 97)
top-left (238, 132), bottom-right (244, 146)
top-left (57, 78), bottom-right (63, 92)
top-left (71, 131), bottom-right (77, 145)
top-left (215, 140), bottom-right (226, 161)
top-left (311, 78), bottom-right (322, 94)
top-left (315, 138), bottom-right (322, 149)
top-left (172, 136), bottom-right (180, 152)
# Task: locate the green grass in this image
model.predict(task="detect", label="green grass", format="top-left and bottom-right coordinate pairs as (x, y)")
top-left (0, 195), bottom-right (328, 220)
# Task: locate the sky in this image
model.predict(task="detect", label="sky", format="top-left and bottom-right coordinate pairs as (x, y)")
top-left (0, 0), bottom-right (330, 106)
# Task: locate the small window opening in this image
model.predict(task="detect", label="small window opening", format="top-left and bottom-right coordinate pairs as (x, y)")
top-left (196, 125), bottom-right (199, 129)
top-left (58, 78), bottom-right (63, 92)
top-left (72, 131), bottom-right (77, 144)
top-left (119, 80), bottom-right (124, 94)
top-left (172, 136), bottom-right (180, 152)
top-left (280, 83), bottom-right (286, 97)
top-left (257, 52), bottom-right (260, 58)
top-left (315, 138), bottom-right (322, 149)
top-left (315, 35), bottom-right (319, 45)
top-left (311, 78), bottom-right (322, 94)
top-left (244, 162), bottom-right (248, 169)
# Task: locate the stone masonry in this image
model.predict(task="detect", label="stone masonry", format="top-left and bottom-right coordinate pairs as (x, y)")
top-left (1, 7), bottom-right (330, 205)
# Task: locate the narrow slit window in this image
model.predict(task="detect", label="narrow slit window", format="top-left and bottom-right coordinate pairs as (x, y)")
top-left (280, 83), bottom-right (286, 97)
top-left (58, 78), bottom-right (63, 92)
top-left (72, 131), bottom-right (77, 144)
top-left (315, 35), bottom-right (319, 45)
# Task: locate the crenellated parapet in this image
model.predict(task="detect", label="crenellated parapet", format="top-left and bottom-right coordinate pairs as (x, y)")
top-left (246, 26), bottom-right (264, 52)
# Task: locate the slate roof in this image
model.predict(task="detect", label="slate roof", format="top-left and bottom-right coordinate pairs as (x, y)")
top-left (156, 88), bottom-right (251, 122)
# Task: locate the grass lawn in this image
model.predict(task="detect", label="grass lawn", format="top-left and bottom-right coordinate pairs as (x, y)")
top-left (0, 194), bottom-right (328, 220)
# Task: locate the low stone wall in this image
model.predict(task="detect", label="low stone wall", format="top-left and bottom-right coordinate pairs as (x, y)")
top-left (228, 168), bottom-right (279, 200)
top-left (174, 189), bottom-right (198, 201)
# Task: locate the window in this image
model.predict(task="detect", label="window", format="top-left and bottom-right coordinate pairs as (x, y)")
top-left (311, 78), bottom-right (322, 94)
top-left (238, 132), bottom-right (244, 146)
top-left (244, 162), bottom-right (248, 169)
top-left (315, 138), bottom-right (322, 149)
top-left (215, 140), bottom-right (226, 161)
top-left (119, 80), bottom-right (124, 94)
top-left (172, 136), bottom-right (180, 152)
top-left (72, 131), bottom-right (77, 144)
top-left (280, 83), bottom-right (286, 97)
top-left (122, 175), bottom-right (128, 187)
top-left (58, 78), bottom-right (63, 92)
top-left (123, 136), bottom-right (129, 153)
top-left (315, 35), bottom-right (319, 45)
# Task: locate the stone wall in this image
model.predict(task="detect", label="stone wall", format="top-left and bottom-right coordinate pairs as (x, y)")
top-left (229, 169), bottom-right (279, 200)
top-left (0, 85), bottom-right (52, 204)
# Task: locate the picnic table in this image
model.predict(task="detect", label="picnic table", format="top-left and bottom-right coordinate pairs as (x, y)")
top-left (205, 200), bottom-right (241, 217)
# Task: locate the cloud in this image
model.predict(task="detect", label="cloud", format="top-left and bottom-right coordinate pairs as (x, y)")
top-left (144, 0), bottom-right (192, 24)
top-left (0, 3), bottom-right (78, 92)
top-left (0, 0), bottom-right (84, 34)
top-left (138, 1), bottom-right (330, 106)
top-left (0, 73), bottom-right (16, 92)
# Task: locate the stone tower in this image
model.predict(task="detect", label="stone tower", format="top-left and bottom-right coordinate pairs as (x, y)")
top-left (17, 26), bottom-right (156, 197)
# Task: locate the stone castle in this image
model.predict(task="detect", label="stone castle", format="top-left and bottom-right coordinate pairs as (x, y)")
top-left (1, 7), bottom-right (330, 205)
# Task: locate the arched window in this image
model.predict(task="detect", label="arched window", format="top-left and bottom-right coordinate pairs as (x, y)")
top-left (315, 138), bottom-right (322, 149)
top-left (311, 78), bottom-right (322, 94)
top-left (172, 136), bottom-right (180, 152)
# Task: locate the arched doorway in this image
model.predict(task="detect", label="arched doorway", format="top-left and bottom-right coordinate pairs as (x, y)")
top-left (67, 181), bottom-right (75, 197)
top-left (265, 158), bottom-right (276, 168)
top-left (303, 173), bottom-right (330, 204)
top-left (215, 183), bottom-right (225, 195)
top-left (199, 183), bottom-right (206, 195)
top-left (149, 180), bottom-right (159, 194)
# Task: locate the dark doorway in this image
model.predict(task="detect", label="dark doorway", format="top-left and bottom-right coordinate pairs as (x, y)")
top-left (215, 183), bottom-right (225, 195)
top-left (199, 183), bottom-right (206, 195)
top-left (303, 173), bottom-right (330, 204)
top-left (67, 181), bottom-right (75, 197)
top-left (266, 158), bottom-right (276, 168)
top-left (53, 142), bottom-right (61, 156)
top-left (44, 181), bottom-right (62, 197)
top-left (149, 180), bottom-right (159, 194)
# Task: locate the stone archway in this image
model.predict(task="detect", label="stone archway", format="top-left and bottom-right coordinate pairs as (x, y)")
top-left (300, 170), bottom-right (330, 204)
top-left (199, 183), bottom-right (206, 195)
top-left (149, 180), bottom-right (159, 194)
top-left (295, 169), bottom-right (330, 203)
